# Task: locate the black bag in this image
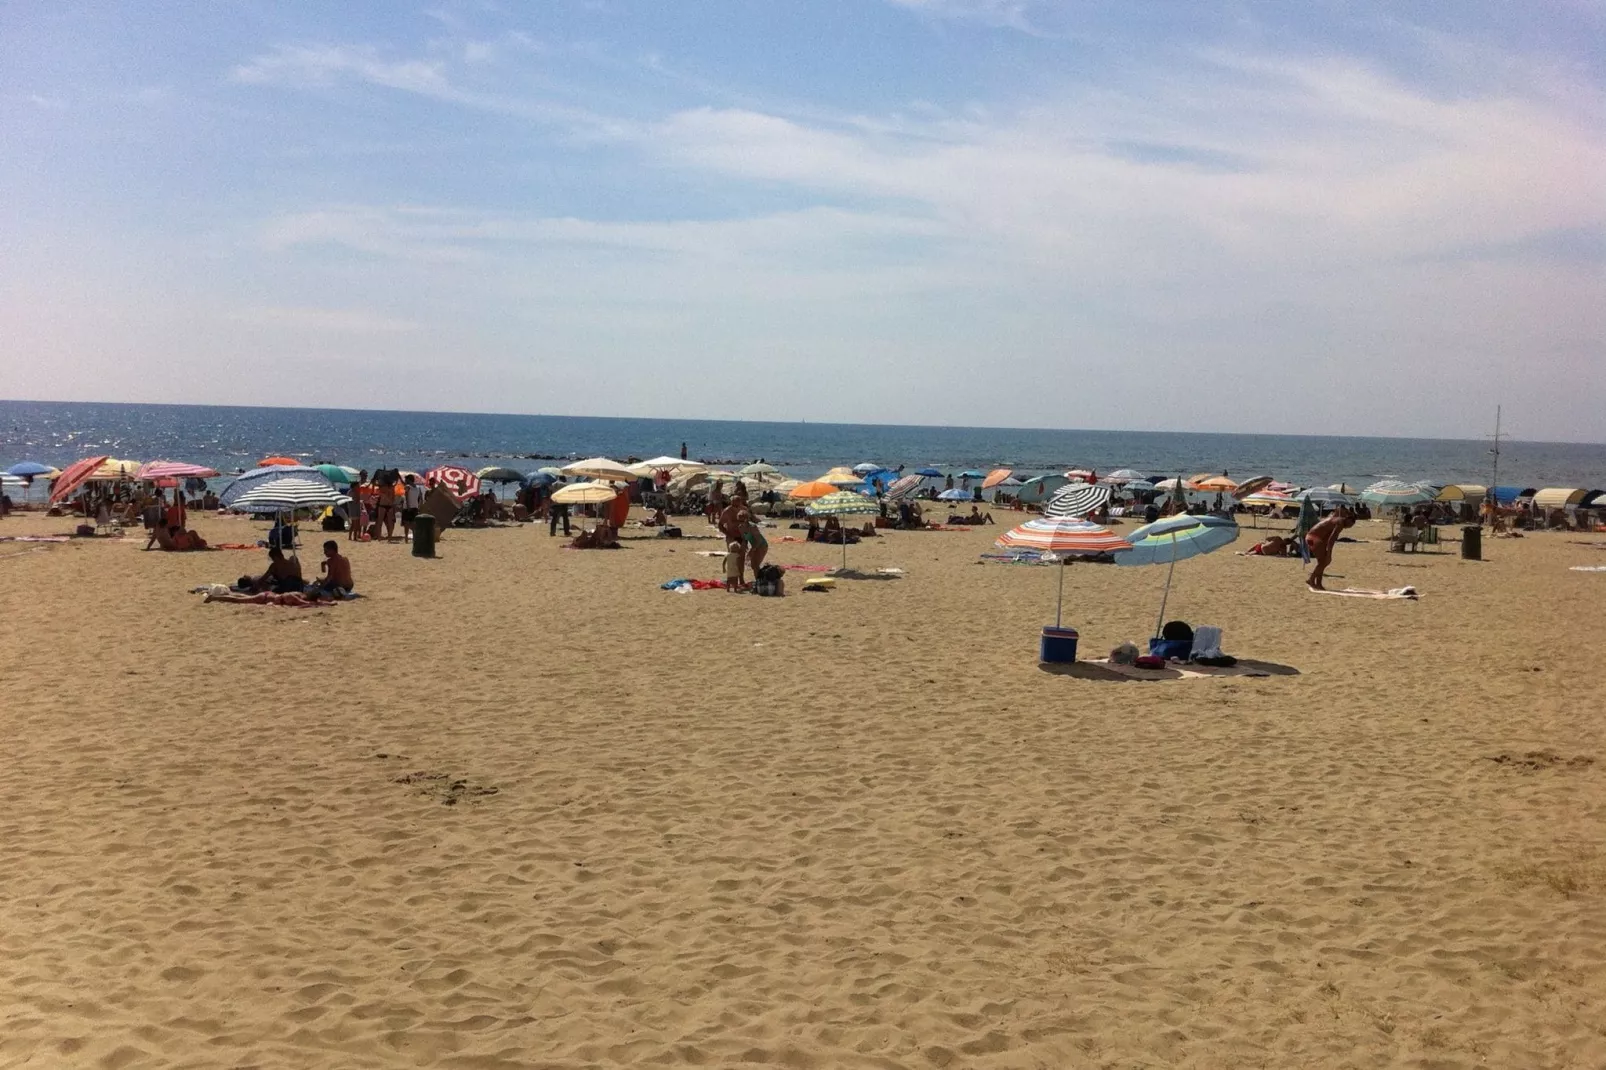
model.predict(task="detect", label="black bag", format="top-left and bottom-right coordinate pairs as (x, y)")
top-left (754, 564), bottom-right (784, 596)
top-left (1161, 620), bottom-right (1194, 641)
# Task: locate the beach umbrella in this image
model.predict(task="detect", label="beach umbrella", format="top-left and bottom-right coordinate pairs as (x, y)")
top-left (1298, 487), bottom-right (1354, 508)
top-left (257, 455), bottom-right (301, 467)
top-left (310, 463), bottom-right (359, 485)
top-left (788, 480), bottom-right (839, 500)
top-left (1360, 480), bottom-right (1434, 507)
top-left (1063, 468), bottom-right (1095, 483)
top-left (1102, 468), bottom-right (1145, 484)
top-left (771, 479), bottom-right (801, 496)
top-left (1232, 476), bottom-right (1275, 499)
top-left (885, 474), bottom-right (923, 500)
top-left (739, 462), bottom-right (779, 476)
top-left (1043, 481), bottom-right (1112, 518)
top-left (806, 491), bottom-right (880, 570)
top-left (426, 465), bottom-right (482, 502)
top-left (851, 463), bottom-right (880, 475)
top-left (982, 468), bottom-right (1013, 489)
top-left (6, 461), bottom-right (59, 478)
top-left (476, 466), bottom-right (526, 483)
top-left (550, 482), bottom-right (617, 505)
top-left (819, 467), bottom-right (864, 487)
top-left (1327, 482), bottom-right (1360, 495)
top-left (937, 488), bottom-right (972, 501)
top-left (49, 455), bottom-right (112, 503)
top-left (1122, 479), bottom-right (1157, 494)
top-left (537, 466), bottom-right (564, 477)
top-left (1190, 474), bottom-right (1238, 492)
top-left (1016, 474), bottom-right (1070, 505)
top-left (1241, 490), bottom-right (1296, 509)
top-left (230, 477), bottom-right (349, 513)
top-left (914, 466), bottom-right (944, 478)
top-left (997, 517), bottom-right (1133, 628)
top-left (957, 470), bottom-right (987, 481)
top-left (1115, 514), bottom-right (1240, 639)
top-left (1152, 477), bottom-right (1182, 490)
top-left (641, 455), bottom-right (704, 471)
top-left (220, 465), bottom-right (333, 507)
top-left (562, 457), bottom-right (635, 483)
top-left (1435, 484), bottom-right (1486, 502)
top-left (136, 460), bottom-right (220, 482)
top-left (83, 458), bottom-right (142, 482)
top-left (525, 471), bottom-right (558, 486)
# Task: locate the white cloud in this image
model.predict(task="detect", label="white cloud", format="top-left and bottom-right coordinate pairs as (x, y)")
top-left (230, 305), bottom-right (421, 335)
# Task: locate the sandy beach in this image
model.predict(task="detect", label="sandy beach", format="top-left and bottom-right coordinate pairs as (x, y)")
top-left (2, 508), bottom-right (1603, 1068)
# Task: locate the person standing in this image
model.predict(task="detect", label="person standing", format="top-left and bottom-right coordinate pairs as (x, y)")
top-left (548, 482), bottom-right (571, 537)
top-left (1305, 507), bottom-right (1355, 590)
top-left (401, 474), bottom-right (423, 541)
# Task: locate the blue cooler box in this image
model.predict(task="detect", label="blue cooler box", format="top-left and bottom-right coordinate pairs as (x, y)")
top-left (1149, 637), bottom-right (1192, 660)
top-left (1040, 626), bottom-right (1079, 663)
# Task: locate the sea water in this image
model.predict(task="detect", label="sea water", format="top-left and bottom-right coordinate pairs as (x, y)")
top-left (2, 400), bottom-right (1602, 490)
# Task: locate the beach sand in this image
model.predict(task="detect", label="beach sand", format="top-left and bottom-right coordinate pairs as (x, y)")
top-left (1, 508), bottom-right (1603, 1068)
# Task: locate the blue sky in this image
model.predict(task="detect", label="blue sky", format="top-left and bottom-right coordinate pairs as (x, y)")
top-left (3, 1), bottom-right (1603, 440)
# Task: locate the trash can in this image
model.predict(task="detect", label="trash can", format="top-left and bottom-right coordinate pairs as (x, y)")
top-left (1461, 524), bottom-right (1481, 561)
top-left (411, 513), bottom-right (436, 558)
top-left (1040, 626), bottom-right (1079, 663)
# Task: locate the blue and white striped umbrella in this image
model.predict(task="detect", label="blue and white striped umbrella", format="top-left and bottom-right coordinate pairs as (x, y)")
top-left (229, 477), bottom-right (349, 514)
top-left (1043, 481), bottom-right (1112, 518)
top-left (1360, 480), bottom-right (1434, 507)
top-left (220, 464), bottom-right (334, 507)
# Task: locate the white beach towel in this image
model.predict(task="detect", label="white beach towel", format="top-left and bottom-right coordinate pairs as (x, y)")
top-left (1309, 586), bottom-right (1419, 599)
top-left (1191, 625), bottom-right (1223, 659)
top-left (1570, 565), bottom-right (1606, 572)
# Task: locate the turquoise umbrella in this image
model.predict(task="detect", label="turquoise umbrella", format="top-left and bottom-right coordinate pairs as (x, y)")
top-left (312, 463), bottom-right (359, 486)
top-left (1115, 514), bottom-right (1239, 638)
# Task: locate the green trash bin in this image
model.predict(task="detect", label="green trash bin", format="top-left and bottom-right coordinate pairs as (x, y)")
top-left (411, 512), bottom-right (436, 558)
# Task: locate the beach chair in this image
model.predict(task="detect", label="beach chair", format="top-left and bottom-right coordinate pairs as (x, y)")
top-left (1390, 524), bottom-right (1421, 552)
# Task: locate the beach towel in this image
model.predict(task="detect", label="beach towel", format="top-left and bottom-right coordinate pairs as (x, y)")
top-left (1191, 625), bottom-right (1223, 660)
top-left (1308, 586), bottom-right (1419, 599)
top-left (1569, 566), bottom-right (1606, 572)
top-left (660, 578), bottom-right (727, 591)
top-left (1077, 659), bottom-right (1276, 680)
top-left (0, 535), bottom-right (71, 543)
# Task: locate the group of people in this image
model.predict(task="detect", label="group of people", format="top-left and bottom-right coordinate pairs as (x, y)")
top-left (222, 540), bottom-right (355, 602)
top-left (717, 484), bottom-right (768, 589)
top-left (342, 470), bottom-right (426, 542)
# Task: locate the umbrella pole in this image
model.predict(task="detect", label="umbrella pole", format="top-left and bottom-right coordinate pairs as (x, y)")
top-left (1155, 535), bottom-right (1177, 638)
top-left (1055, 557), bottom-right (1066, 628)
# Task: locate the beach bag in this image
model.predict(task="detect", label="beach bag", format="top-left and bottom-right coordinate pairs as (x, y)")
top-left (658, 526), bottom-right (682, 538)
top-left (754, 564), bottom-right (784, 596)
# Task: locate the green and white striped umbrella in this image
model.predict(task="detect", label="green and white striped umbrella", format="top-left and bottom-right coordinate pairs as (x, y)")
top-left (805, 491), bottom-right (879, 570)
top-left (1360, 480), bottom-right (1434, 507)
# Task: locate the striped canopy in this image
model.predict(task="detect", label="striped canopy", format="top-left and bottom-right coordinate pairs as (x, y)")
top-left (806, 491), bottom-right (879, 517)
top-left (230, 477), bottom-right (349, 513)
top-left (220, 465), bottom-right (333, 507)
top-left (427, 465), bottom-right (482, 501)
top-left (1043, 481), bottom-right (1112, 518)
top-left (996, 517), bottom-right (1132, 555)
top-left (885, 474), bottom-right (924, 500)
top-left (137, 461), bottom-right (220, 481)
top-left (1360, 480), bottom-right (1434, 506)
top-left (48, 455), bottom-right (111, 503)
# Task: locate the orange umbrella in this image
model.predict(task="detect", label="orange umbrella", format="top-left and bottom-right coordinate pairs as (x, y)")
top-left (49, 455), bottom-right (111, 503)
top-left (788, 480), bottom-right (838, 500)
top-left (257, 455), bottom-right (300, 467)
top-left (1189, 475), bottom-right (1237, 492)
top-left (982, 467), bottom-right (1013, 489)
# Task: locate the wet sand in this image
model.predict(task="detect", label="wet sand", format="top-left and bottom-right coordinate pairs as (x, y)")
top-left (1, 508), bottom-right (1603, 1068)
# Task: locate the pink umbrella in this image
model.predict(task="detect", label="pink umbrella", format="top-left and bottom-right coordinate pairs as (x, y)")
top-left (136, 461), bottom-right (221, 481)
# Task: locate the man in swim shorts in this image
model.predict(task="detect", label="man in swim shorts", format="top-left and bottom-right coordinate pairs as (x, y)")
top-left (1305, 507), bottom-right (1354, 590)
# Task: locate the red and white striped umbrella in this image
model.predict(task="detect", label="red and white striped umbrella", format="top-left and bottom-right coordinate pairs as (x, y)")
top-left (997, 517), bottom-right (1132, 555)
top-left (137, 460), bottom-right (220, 481)
top-left (426, 465), bottom-right (481, 502)
top-left (49, 455), bottom-right (111, 503)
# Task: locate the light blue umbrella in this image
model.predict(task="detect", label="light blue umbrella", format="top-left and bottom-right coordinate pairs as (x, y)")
top-left (220, 465), bottom-right (334, 507)
top-left (915, 466), bottom-right (944, 478)
top-left (937, 488), bottom-right (971, 501)
top-left (5, 461), bottom-right (56, 477)
top-left (1116, 514), bottom-right (1240, 638)
top-left (1361, 480), bottom-right (1434, 508)
top-left (1298, 487), bottom-right (1354, 508)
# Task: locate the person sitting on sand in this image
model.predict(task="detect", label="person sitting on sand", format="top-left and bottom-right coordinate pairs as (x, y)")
top-left (253, 547), bottom-right (305, 594)
top-left (1305, 507), bottom-right (1355, 590)
top-left (967, 505), bottom-right (994, 525)
top-left (308, 539), bottom-right (353, 596)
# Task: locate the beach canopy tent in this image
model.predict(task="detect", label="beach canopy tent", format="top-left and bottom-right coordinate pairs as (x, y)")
top-left (1492, 486), bottom-right (1537, 505)
top-left (562, 457), bottom-right (635, 483)
top-left (220, 465), bottom-right (334, 508)
top-left (1043, 481), bottom-right (1111, 518)
top-left (996, 517), bottom-right (1133, 627)
top-left (1015, 474), bottom-right (1069, 504)
top-left (805, 491), bottom-right (880, 570)
top-left (1533, 488), bottom-right (1588, 510)
top-left (1434, 483), bottom-right (1487, 503)
top-left (1581, 490), bottom-right (1606, 508)
top-left (1116, 513), bottom-right (1240, 639)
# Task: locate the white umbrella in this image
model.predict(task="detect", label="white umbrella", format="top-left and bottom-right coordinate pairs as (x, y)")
top-left (562, 457), bottom-right (635, 483)
top-left (229, 477), bottom-right (348, 513)
top-left (551, 482), bottom-right (618, 505)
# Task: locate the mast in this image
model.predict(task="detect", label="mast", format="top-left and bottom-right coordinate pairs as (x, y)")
top-left (1486, 405), bottom-right (1502, 526)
